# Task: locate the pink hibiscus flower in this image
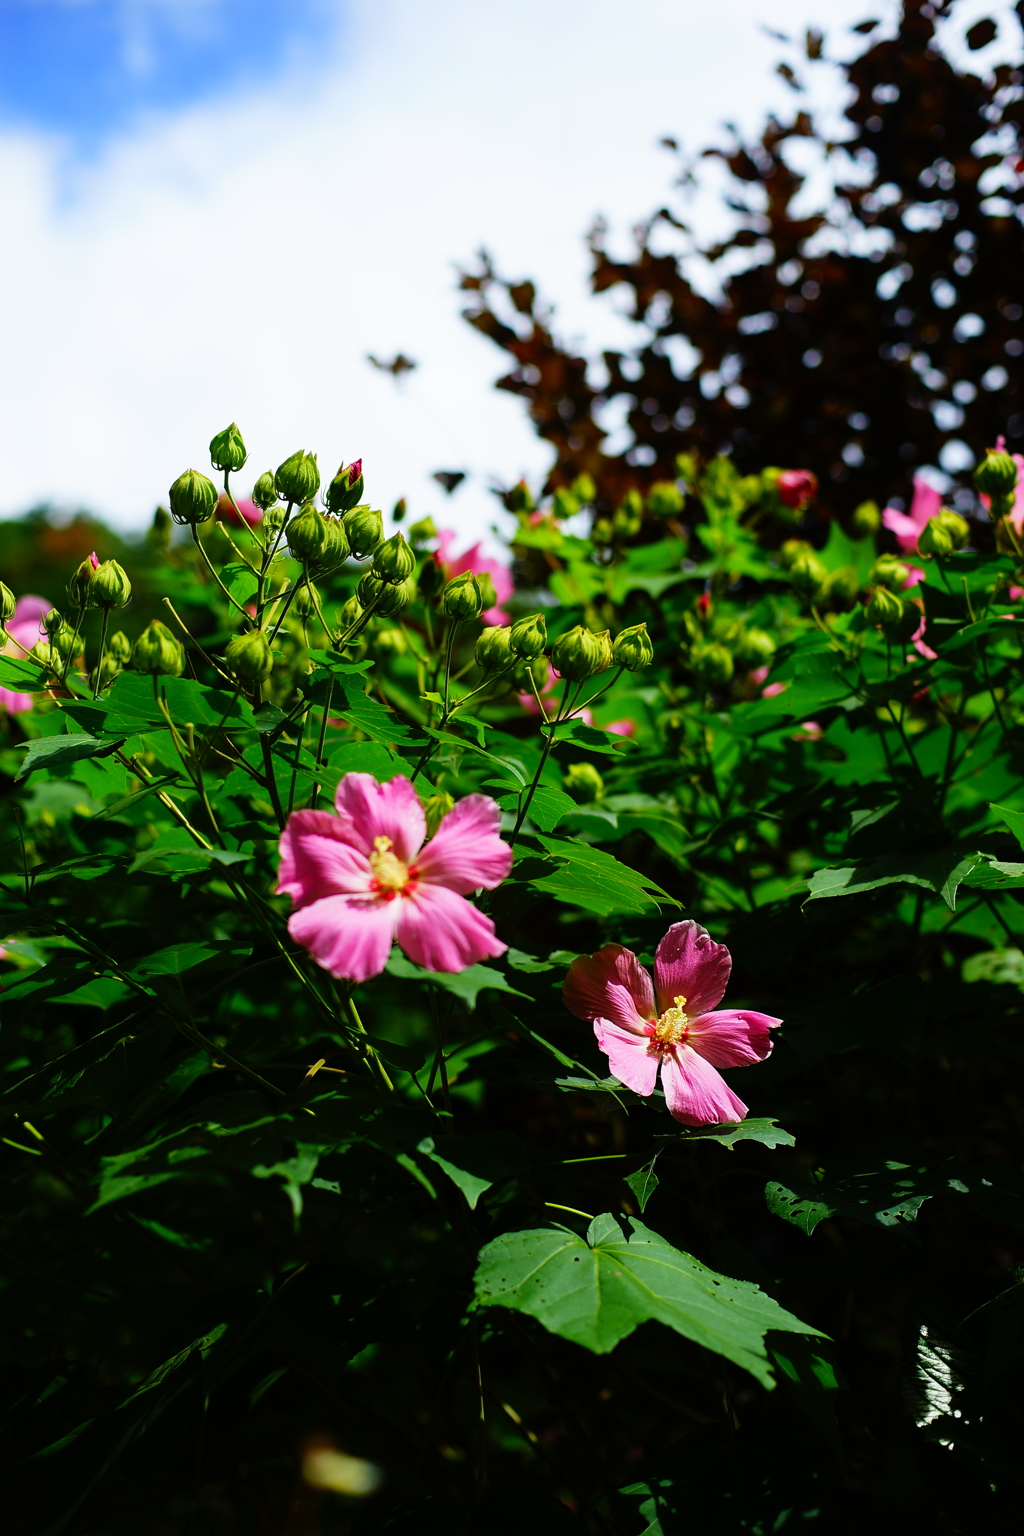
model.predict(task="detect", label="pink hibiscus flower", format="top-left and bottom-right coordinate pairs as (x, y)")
top-left (277, 772), bottom-right (513, 983)
top-left (563, 921), bottom-right (780, 1126)
top-left (0, 595), bottom-right (52, 715)
top-left (437, 530), bottom-right (514, 624)
top-left (217, 493), bottom-right (262, 527)
top-left (882, 476), bottom-right (942, 553)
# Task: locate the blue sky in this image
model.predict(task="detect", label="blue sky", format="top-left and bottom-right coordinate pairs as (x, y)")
top-left (0, 0), bottom-right (341, 146)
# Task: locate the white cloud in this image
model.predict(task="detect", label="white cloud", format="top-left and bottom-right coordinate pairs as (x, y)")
top-left (0, 0), bottom-right (935, 549)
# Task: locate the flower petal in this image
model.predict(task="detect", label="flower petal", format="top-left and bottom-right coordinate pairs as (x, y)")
top-left (563, 945), bottom-right (656, 1031)
top-left (415, 794), bottom-right (512, 894)
top-left (660, 1046), bottom-right (748, 1126)
top-left (653, 921), bottom-right (731, 1017)
top-left (594, 1018), bottom-right (659, 1097)
top-left (333, 773), bottom-right (425, 861)
top-left (396, 882), bottom-right (506, 972)
top-left (690, 1009), bottom-right (780, 1068)
top-left (277, 811), bottom-right (373, 908)
top-left (288, 894), bottom-right (397, 982)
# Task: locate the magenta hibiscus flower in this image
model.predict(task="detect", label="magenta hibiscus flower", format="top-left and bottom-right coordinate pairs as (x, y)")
top-left (563, 921), bottom-right (780, 1126)
top-left (277, 773), bottom-right (513, 983)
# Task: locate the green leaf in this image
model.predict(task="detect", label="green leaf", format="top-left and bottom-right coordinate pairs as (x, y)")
top-left (625, 1160), bottom-right (660, 1213)
top-left (0, 652), bottom-right (51, 690)
top-left (222, 561), bottom-right (259, 605)
top-left (962, 856), bottom-right (1024, 890)
top-left (806, 849), bottom-right (984, 911)
top-left (417, 1132), bottom-right (527, 1209)
top-left (16, 732), bottom-right (125, 779)
top-left (766, 1161), bottom-right (950, 1236)
top-left (671, 1118), bottom-right (796, 1151)
top-left (473, 1213), bottom-right (822, 1386)
top-left (425, 728), bottom-right (527, 782)
top-left (990, 802), bottom-right (1024, 852)
top-left (553, 718), bottom-right (632, 755)
top-left (529, 835), bottom-right (676, 916)
top-left (327, 740), bottom-right (405, 780)
top-left (304, 671), bottom-right (416, 744)
top-left (769, 1335), bottom-right (845, 1462)
top-left (384, 951), bottom-right (531, 1009)
top-left (764, 1181), bottom-right (836, 1236)
top-left (498, 784), bottom-right (577, 832)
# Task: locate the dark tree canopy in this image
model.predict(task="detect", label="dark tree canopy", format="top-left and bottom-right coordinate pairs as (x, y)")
top-left (461, 0), bottom-right (1024, 517)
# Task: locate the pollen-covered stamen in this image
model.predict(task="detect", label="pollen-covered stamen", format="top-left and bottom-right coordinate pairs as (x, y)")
top-left (647, 995), bottom-right (691, 1055)
top-left (368, 834), bottom-right (412, 896)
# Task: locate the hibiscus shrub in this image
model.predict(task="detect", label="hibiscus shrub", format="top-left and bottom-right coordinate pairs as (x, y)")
top-left (2, 432), bottom-right (1024, 1533)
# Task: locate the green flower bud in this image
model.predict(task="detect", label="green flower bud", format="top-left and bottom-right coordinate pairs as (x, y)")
top-left (551, 624), bottom-right (610, 681)
top-left (43, 612), bottom-right (76, 661)
top-left (614, 489), bottom-right (644, 537)
top-left (357, 571), bottom-right (416, 616)
top-left (564, 762), bottom-right (605, 803)
top-left (870, 555), bottom-right (910, 592)
top-left (733, 627), bottom-right (776, 670)
top-left (591, 517), bottom-right (614, 547)
top-left (865, 584), bottom-right (904, 629)
top-left (93, 652), bottom-right (122, 689)
top-left (392, 497), bottom-right (407, 523)
top-left (612, 622), bottom-right (654, 671)
top-left (294, 581), bottom-right (322, 619)
top-left (822, 565), bottom-right (860, 609)
top-left (852, 499), bottom-right (881, 536)
top-left (423, 791), bottom-right (455, 838)
top-left (148, 505), bottom-right (173, 551)
top-left (647, 480), bottom-right (684, 518)
top-left (0, 581), bottom-right (16, 626)
top-left (372, 532), bottom-right (416, 582)
top-left (476, 624), bottom-right (513, 672)
top-left (324, 459), bottom-right (365, 514)
top-left (936, 508), bottom-right (970, 550)
top-left (68, 552), bottom-right (99, 607)
top-left (512, 654), bottom-right (550, 693)
top-left (778, 538), bottom-right (813, 569)
top-left (108, 631), bottom-right (132, 664)
top-left (288, 507), bottom-right (350, 571)
top-left (275, 450), bottom-right (320, 506)
top-left (224, 628), bottom-right (273, 684)
top-left (509, 612), bottom-right (547, 659)
top-left (90, 559), bottom-right (132, 610)
top-left (252, 470), bottom-right (279, 511)
top-left (343, 504), bottom-right (384, 560)
top-left (789, 551), bottom-right (828, 599)
top-left (507, 479), bottom-right (534, 513)
top-left (713, 618), bottom-right (744, 652)
top-left (132, 620), bottom-right (185, 677)
top-left (373, 626), bottom-right (407, 656)
top-left (263, 505), bottom-right (286, 538)
top-left (339, 595), bottom-right (363, 632)
top-left (30, 640), bottom-right (57, 669)
top-left (169, 468), bottom-right (218, 526)
top-left (917, 517), bottom-right (954, 557)
top-left (407, 517), bottom-right (438, 547)
top-left (572, 472), bottom-right (596, 504)
top-left (440, 570), bottom-right (483, 620)
top-left (41, 608), bottom-right (65, 640)
top-left (690, 640), bottom-right (734, 688)
top-left (209, 422), bottom-right (247, 474)
top-left (552, 487), bottom-right (579, 519)
top-left (974, 447), bottom-right (1018, 498)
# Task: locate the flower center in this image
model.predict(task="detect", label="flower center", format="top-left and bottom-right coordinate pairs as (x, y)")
top-left (369, 835), bottom-right (412, 897)
top-left (648, 996), bottom-right (691, 1055)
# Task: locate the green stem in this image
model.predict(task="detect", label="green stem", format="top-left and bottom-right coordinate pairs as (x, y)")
top-left (191, 527), bottom-right (251, 618)
top-left (60, 602), bottom-right (87, 684)
top-left (91, 608), bottom-right (110, 699)
top-left (509, 679), bottom-right (581, 846)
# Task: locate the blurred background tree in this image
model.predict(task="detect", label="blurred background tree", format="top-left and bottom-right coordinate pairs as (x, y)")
top-left (461, 0), bottom-right (1024, 519)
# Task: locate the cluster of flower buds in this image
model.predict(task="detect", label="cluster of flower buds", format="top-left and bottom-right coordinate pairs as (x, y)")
top-left (682, 596), bottom-right (774, 683)
top-left (94, 630), bottom-right (131, 689)
top-left (552, 624), bottom-right (612, 680)
top-left (917, 508), bottom-right (970, 557)
top-left (132, 620), bottom-right (185, 677)
top-left (287, 505), bottom-right (350, 574)
top-left (67, 551), bottom-right (132, 611)
top-left (342, 532), bottom-right (418, 629)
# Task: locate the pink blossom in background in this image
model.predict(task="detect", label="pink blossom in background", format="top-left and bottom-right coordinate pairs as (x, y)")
top-left (217, 493), bottom-right (262, 528)
top-left (777, 468), bottom-right (818, 509)
top-left (902, 565), bottom-right (925, 588)
top-left (436, 530), bottom-right (514, 624)
top-left (882, 477), bottom-right (942, 552)
top-left (762, 680), bottom-right (788, 699)
top-left (563, 920), bottom-right (779, 1125)
top-left (277, 773), bottom-right (513, 983)
top-left (911, 614), bottom-right (938, 661)
top-left (603, 718), bottom-right (636, 738)
top-left (793, 721), bottom-right (823, 741)
top-left (0, 595), bottom-right (52, 714)
top-left (1009, 586), bottom-right (1024, 601)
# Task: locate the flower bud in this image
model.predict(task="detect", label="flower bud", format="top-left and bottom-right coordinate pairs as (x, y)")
top-left (30, 640), bottom-right (56, 669)
top-left (263, 506), bottom-right (286, 538)
top-left (440, 570), bottom-right (483, 620)
top-left (552, 625), bottom-right (610, 681)
top-left (324, 459), bottom-right (364, 514)
top-left (372, 532), bottom-right (416, 583)
top-left (564, 762), bottom-right (604, 803)
top-left (423, 791), bottom-right (455, 838)
top-left (275, 450), bottom-right (320, 506)
top-left (0, 581), bottom-right (16, 627)
top-left (612, 622), bottom-right (653, 671)
top-left (572, 472), bottom-right (596, 504)
top-left (777, 468), bottom-right (818, 509)
top-left (357, 571), bottom-right (415, 616)
top-left (343, 504), bottom-right (384, 560)
top-left (373, 626), bottom-right (407, 656)
top-left (865, 584), bottom-right (904, 629)
top-left (779, 538), bottom-right (812, 569)
top-left (552, 487), bottom-right (579, 519)
top-left (93, 652), bottom-right (122, 689)
top-left (509, 612), bottom-right (547, 659)
top-left (974, 447), bottom-right (1018, 498)
top-left (252, 471), bottom-right (279, 512)
top-left (917, 517), bottom-right (954, 557)
top-left (339, 595), bottom-right (363, 632)
top-left (690, 640), bottom-right (734, 688)
top-left (68, 551), bottom-right (100, 606)
top-left (288, 507), bottom-right (350, 571)
top-left (507, 479), bottom-right (534, 513)
top-left (852, 499), bottom-right (881, 536)
top-left (108, 630), bottom-right (132, 664)
top-left (822, 565), bottom-right (860, 609)
top-left (734, 628), bottom-right (776, 670)
top-left (789, 550), bottom-right (828, 599)
top-left (132, 620), bottom-right (185, 677)
top-left (209, 422), bottom-right (247, 474)
top-left (148, 505), bottom-right (173, 552)
top-left (90, 559), bottom-right (132, 610)
top-left (870, 555), bottom-right (910, 591)
top-left (169, 469), bottom-right (218, 526)
top-left (294, 581), bottom-right (322, 619)
top-left (392, 497), bottom-right (407, 523)
top-left (225, 628), bottom-right (273, 684)
top-left (476, 624), bottom-right (512, 672)
top-left (647, 480), bottom-right (684, 518)
top-left (591, 517), bottom-right (614, 546)
top-left (44, 613), bottom-right (76, 661)
top-left (936, 508), bottom-right (970, 550)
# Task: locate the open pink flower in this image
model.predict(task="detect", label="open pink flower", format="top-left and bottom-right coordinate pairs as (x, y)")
top-left (882, 476), bottom-right (942, 552)
top-left (437, 530), bottom-right (514, 624)
top-left (0, 595), bottom-right (51, 715)
top-left (563, 921), bottom-right (780, 1126)
top-left (277, 773), bottom-right (513, 983)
